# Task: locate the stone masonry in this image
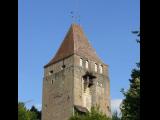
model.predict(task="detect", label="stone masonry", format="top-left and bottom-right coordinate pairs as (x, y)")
top-left (42, 24), bottom-right (111, 120)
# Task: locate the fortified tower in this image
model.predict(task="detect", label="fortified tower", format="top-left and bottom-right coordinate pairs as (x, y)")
top-left (42, 24), bottom-right (111, 120)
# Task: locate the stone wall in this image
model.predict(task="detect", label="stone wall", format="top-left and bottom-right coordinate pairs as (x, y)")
top-left (42, 54), bottom-right (111, 120)
top-left (73, 54), bottom-right (111, 117)
top-left (42, 56), bottom-right (74, 120)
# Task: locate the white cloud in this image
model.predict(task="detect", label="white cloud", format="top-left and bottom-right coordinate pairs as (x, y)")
top-left (111, 99), bottom-right (122, 116)
top-left (26, 103), bottom-right (42, 111)
top-left (35, 104), bottom-right (42, 111)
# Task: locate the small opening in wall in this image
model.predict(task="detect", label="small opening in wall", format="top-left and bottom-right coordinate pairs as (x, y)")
top-left (67, 95), bottom-right (70, 100)
top-left (49, 70), bottom-right (53, 75)
top-left (61, 65), bottom-right (66, 69)
top-left (85, 60), bottom-right (89, 69)
top-left (45, 104), bottom-right (47, 109)
top-left (97, 82), bottom-right (99, 86)
top-left (99, 65), bottom-right (103, 74)
top-left (80, 58), bottom-right (83, 67)
top-left (107, 106), bottom-right (111, 112)
top-left (51, 80), bottom-right (54, 84)
top-left (95, 63), bottom-right (97, 72)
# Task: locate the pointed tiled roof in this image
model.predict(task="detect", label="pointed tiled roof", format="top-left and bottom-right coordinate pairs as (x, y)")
top-left (44, 24), bottom-right (103, 68)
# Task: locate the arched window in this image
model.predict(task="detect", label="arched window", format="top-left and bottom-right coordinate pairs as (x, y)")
top-left (95, 63), bottom-right (97, 72)
top-left (80, 58), bottom-right (83, 67)
top-left (99, 65), bottom-right (103, 74)
top-left (86, 60), bottom-right (89, 69)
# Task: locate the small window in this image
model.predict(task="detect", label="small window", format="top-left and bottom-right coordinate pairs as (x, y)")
top-left (51, 79), bottom-right (54, 84)
top-left (97, 82), bottom-right (99, 86)
top-left (99, 65), bottom-right (103, 74)
top-left (80, 58), bottom-right (83, 67)
top-left (49, 70), bottom-right (53, 75)
top-left (107, 106), bottom-right (111, 112)
top-left (61, 65), bottom-right (66, 70)
top-left (95, 63), bottom-right (97, 72)
top-left (85, 60), bottom-right (89, 69)
top-left (45, 104), bottom-right (47, 109)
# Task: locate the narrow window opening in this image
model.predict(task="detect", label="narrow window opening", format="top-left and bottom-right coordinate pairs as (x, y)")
top-left (80, 58), bottom-right (83, 67)
top-left (97, 82), bottom-right (99, 86)
top-left (95, 63), bottom-right (97, 72)
top-left (49, 70), bottom-right (53, 75)
top-left (67, 95), bottom-right (70, 100)
top-left (45, 104), bottom-right (47, 109)
top-left (100, 65), bottom-right (103, 74)
top-left (85, 60), bottom-right (89, 69)
top-left (61, 65), bottom-right (66, 70)
top-left (51, 79), bottom-right (54, 84)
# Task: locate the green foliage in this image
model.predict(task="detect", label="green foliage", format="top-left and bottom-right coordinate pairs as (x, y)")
top-left (69, 106), bottom-right (111, 120)
top-left (28, 110), bottom-right (37, 120)
top-left (18, 102), bottom-right (41, 120)
top-left (120, 65), bottom-right (140, 120)
top-left (30, 106), bottom-right (41, 120)
top-left (18, 102), bottom-right (30, 120)
top-left (120, 31), bottom-right (140, 120)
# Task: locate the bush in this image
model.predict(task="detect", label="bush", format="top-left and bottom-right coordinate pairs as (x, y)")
top-left (69, 106), bottom-right (111, 120)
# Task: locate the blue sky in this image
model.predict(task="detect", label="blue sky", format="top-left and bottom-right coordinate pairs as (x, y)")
top-left (18, 0), bottom-right (140, 112)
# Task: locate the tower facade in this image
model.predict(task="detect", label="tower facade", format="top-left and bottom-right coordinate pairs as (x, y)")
top-left (42, 24), bottom-right (111, 120)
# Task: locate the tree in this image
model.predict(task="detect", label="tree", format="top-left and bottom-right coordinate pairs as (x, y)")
top-left (18, 102), bottom-right (30, 120)
top-left (18, 102), bottom-right (41, 120)
top-left (120, 30), bottom-right (140, 120)
top-left (120, 66), bottom-right (140, 120)
top-left (30, 106), bottom-right (41, 120)
top-left (112, 111), bottom-right (121, 120)
top-left (28, 109), bottom-right (37, 120)
top-left (69, 106), bottom-right (111, 120)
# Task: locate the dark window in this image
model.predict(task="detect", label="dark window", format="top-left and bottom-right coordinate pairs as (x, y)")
top-left (51, 80), bottom-right (54, 84)
top-left (49, 70), bottom-right (53, 75)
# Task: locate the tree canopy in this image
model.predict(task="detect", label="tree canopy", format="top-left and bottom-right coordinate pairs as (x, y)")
top-left (120, 30), bottom-right (140, 120)
top-left (18, 102), bottom-right (41, 120)
top-left (69, 106), bottom-right (112, 120)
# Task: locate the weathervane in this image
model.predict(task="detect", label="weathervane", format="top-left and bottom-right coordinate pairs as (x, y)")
top-left (70, 0), bottom-right (81, 25)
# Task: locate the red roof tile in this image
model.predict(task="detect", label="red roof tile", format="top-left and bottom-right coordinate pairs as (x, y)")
top-left (44, 24), bottom-right (103, 68)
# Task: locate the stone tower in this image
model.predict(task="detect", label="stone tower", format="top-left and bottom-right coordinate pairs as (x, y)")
top-left (42, 24), bottom-right (111, 120)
